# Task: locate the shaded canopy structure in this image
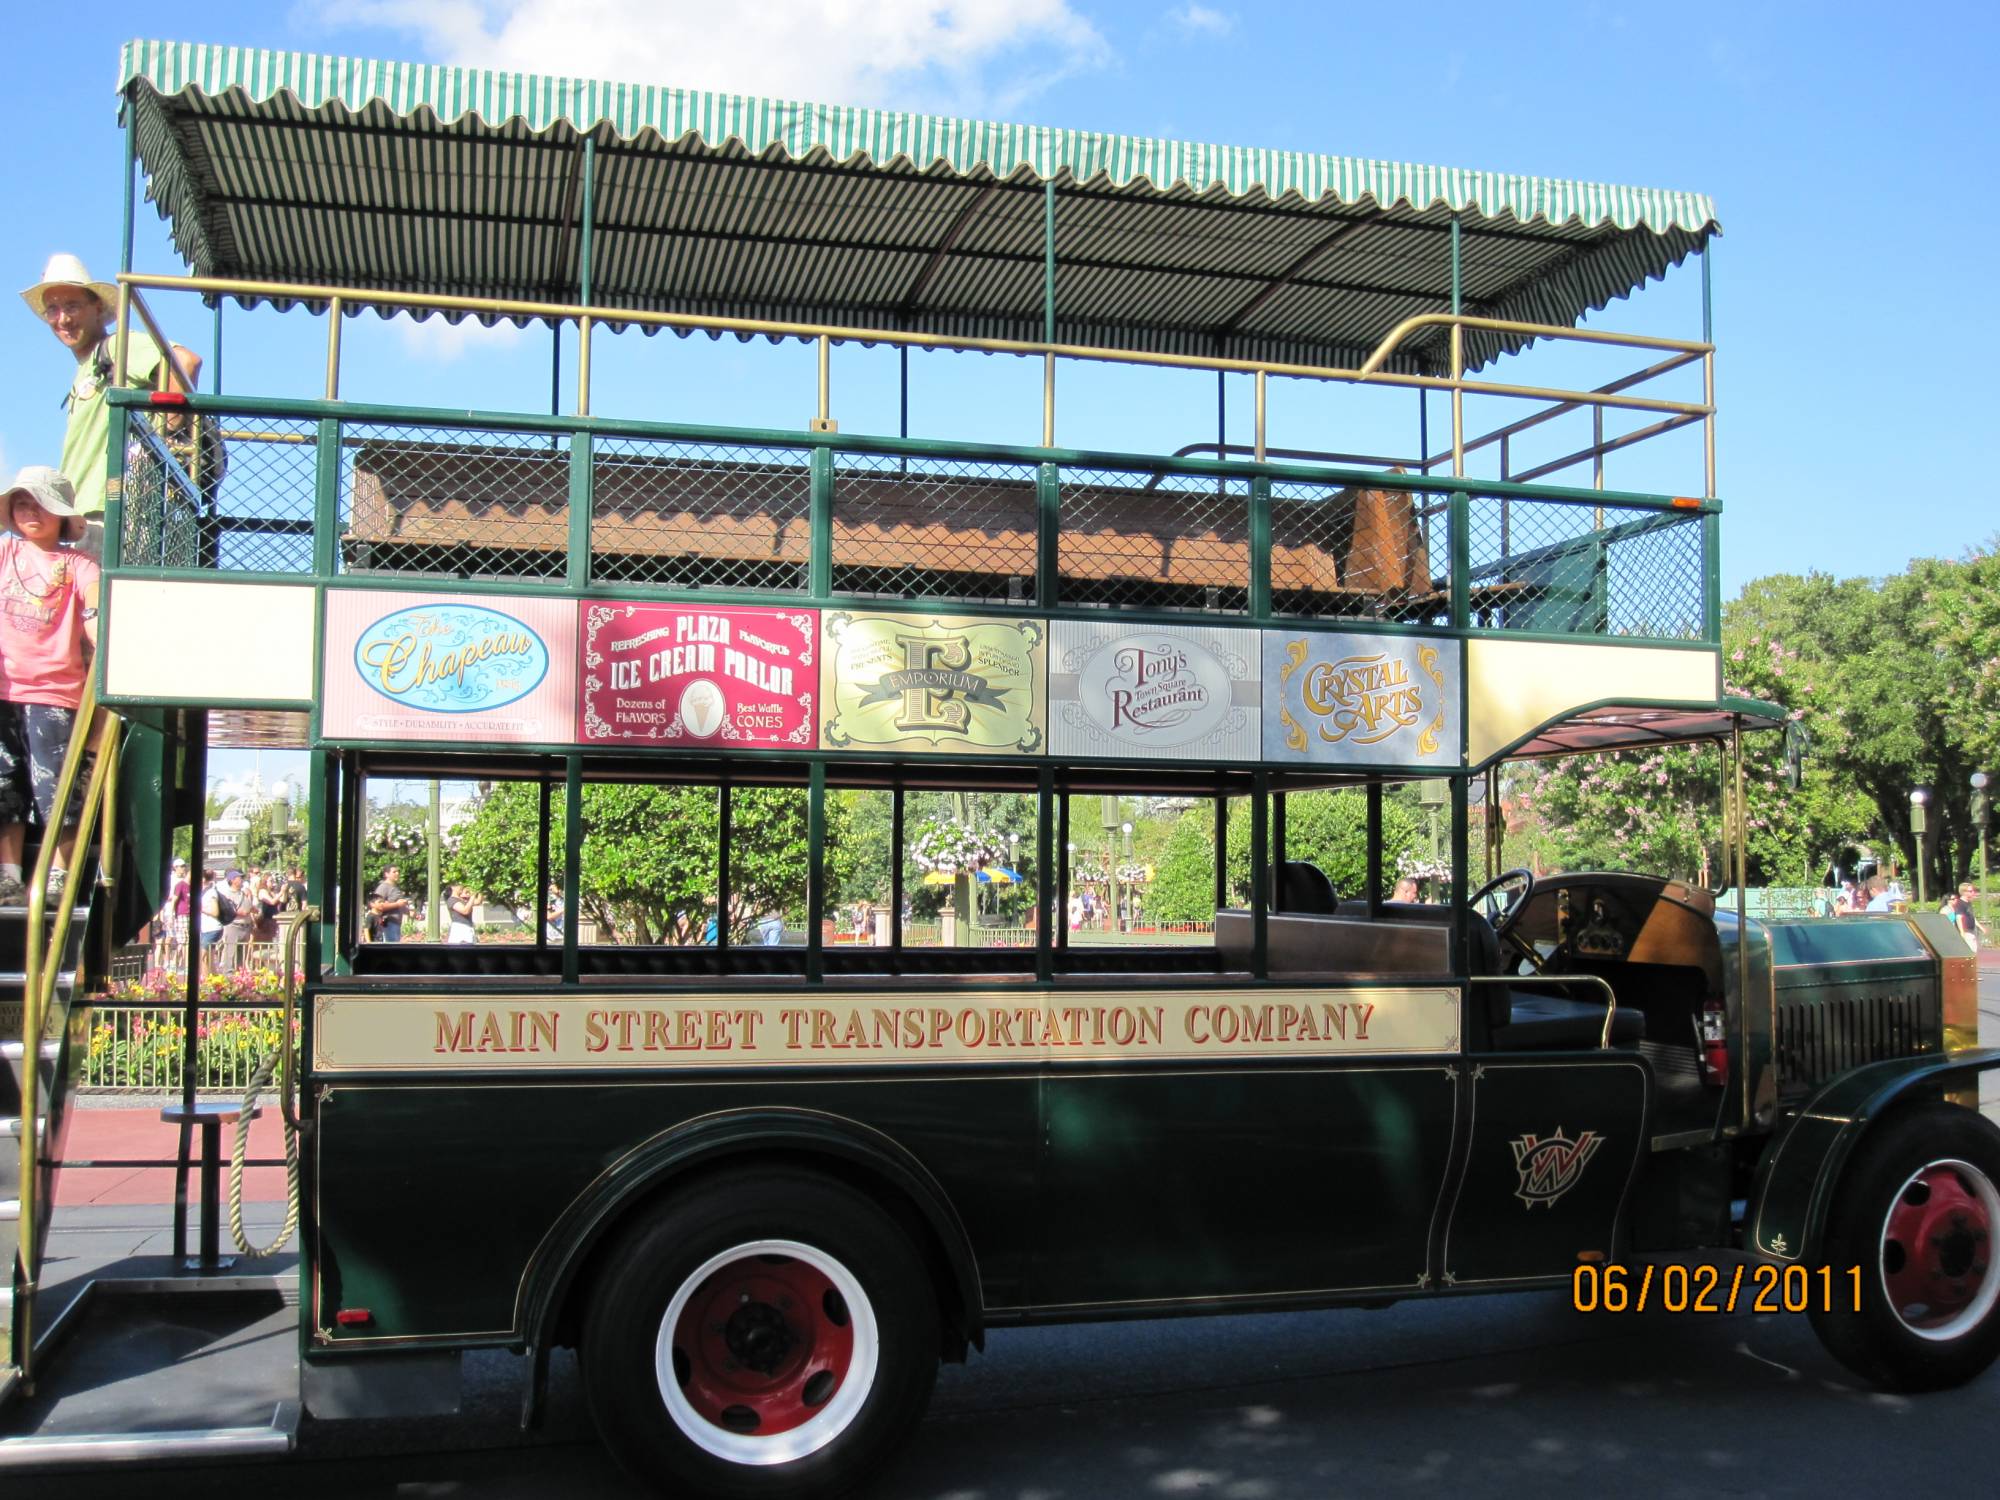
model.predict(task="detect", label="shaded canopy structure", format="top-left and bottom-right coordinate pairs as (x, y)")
top-left (120, 40), bottom-right (1717, 373)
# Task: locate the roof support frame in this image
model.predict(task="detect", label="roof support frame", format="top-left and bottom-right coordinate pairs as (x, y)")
top-left (1210, 210), bottom-right (1396, 338)
top-left (896, 182), bottom-right (1000, 315)
top-left (196, 190), bottom-right (1472, 309)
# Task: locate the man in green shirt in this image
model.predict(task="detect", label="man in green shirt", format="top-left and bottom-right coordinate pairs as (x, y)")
top-left (21, 254), bottom-right (201, 558)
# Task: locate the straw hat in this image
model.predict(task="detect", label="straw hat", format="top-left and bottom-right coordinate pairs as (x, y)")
top-left (2, 466), bottom-right (87, 541)
top-left (20, 253), bottom-right (118, 321)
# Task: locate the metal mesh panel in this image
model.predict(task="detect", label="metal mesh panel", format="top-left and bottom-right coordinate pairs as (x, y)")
top-left (1270, 478), bottom-right (1446, 623)
top-left (120, 412), bottom-right (200, 570)
top-left (1604, 513), bottom-right (1706, 639)
top-left (592, 438), bottom-right (810, 591)
top-left (340, 424), bottom-right (569, 580)
top-left (1469, 496), bottom-right (1705, 639)
top-left (1058, 468), bottom-right (1249, 613)
top-left (120, 412), bottom-right (319, 573)
top-left (832, 452), bottom-right (1039, 604)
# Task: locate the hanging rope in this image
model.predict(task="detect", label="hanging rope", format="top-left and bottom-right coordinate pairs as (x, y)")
top-left (228, 1048), bottom-right (300, 1257)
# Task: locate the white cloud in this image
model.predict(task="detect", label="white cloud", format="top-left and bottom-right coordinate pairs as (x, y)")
top-left (310, 0), bottom-right (1111, 112)
top-left (1166, 3), bottom-right (1233, 37)
top-left (393, 313), bottom-right (525, 363)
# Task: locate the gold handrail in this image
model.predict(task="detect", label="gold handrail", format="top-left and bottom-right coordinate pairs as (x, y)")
top-left (17, 674), bottom-right (120, 1387)
top-left (1468, 972), bottom-right (1622, 1049)
top-left (114, 272), bottom-right (1718, 436)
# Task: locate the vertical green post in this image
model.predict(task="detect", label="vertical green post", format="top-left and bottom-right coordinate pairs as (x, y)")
top-left (1450, 776), bottom-right (1470, 977)
top-left (1043, 180), bottom-right (1057, 344)
top-left (1701, 241), bottom-right (1713, 344)
top-left (579, 136), bottom-right (597, 307)
top-left (1212, 787), bottom-right (1227, 915)
top-left (313, 419), bottom-right (341, 579)
top-left (426, 780), bottom-right (442, 942)
top-left (534, 777), bottom-right (553, 958)
top-left (337, 747), bottom-right (362, 973)
top-left (890, 788), bottom-right (906, 960)
top-left (1036, 767), bottom-right (1055, 982)
top-left (211, 301), bottom-right (224, 394)
top-left (1036, 463), bottom-right (1060, 609)
top-left (809, 447), bottom-right (834, 599)
top-left (1704, 508), bottom-right (1723, 644)
top-left (1249, 476), bottom-right (1273, 621)
top-left (715, 784), bottom-right (732, 954)
top-left (807, 762), bottom-right (827, 982)
top-left (1250, 772), bottom-right (1269, 978)
top-left (1365, 781), bottom-right (1384, 915)
top-left (562, 756), bottom-right (583, 984)
top-left (1447, 217), bottom-right (1469, 629)
top-left (119, 100), bottom-right (137, 274)
top-left (567, 430), bottom-right (593, 590)
top-left (309, 748), bottom-right (336, 979)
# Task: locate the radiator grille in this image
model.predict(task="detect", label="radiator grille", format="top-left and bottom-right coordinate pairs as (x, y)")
top-left (1776, 990), bottom-right (1929, 1094)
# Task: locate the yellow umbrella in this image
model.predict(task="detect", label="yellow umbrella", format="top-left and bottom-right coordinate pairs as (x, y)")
top-left (921, 870), bottom-right (958, 886)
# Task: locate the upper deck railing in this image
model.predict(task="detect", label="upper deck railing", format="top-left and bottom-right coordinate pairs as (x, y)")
top-left (106, 276), bottom-right (1721, 646)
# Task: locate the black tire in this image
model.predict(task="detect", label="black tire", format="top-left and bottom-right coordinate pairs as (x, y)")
top-left (1809, 1103), bottom-right (2000, 1392)
top-left (581, 1167), bottom-right (940, 1500)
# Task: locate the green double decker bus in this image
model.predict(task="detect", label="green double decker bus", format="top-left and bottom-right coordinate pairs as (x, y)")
top-left (6, 38), bottom-right (1998, 1497)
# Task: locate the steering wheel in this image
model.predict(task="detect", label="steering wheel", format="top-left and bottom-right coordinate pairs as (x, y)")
top-left (1466, 867), bottom-right (1543, 972)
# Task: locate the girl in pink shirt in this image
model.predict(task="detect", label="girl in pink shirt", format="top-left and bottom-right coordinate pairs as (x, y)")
top-left (0, 466), bottom-right (100, 907)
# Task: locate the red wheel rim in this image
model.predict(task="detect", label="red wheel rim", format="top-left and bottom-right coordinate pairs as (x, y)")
top-left (671, 1252), bottom-right (856, 1437)
top-left (1883, 1162), bottom-right (1994, 1333)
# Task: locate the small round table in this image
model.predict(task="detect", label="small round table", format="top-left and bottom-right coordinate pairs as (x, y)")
top-left (160, 1100), bottom-right (263, 1271)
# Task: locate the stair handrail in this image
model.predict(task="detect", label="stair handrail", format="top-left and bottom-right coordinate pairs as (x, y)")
top-left (16, 672), bottom-right (121, 1387)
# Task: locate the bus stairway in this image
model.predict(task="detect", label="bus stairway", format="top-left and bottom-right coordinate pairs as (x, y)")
top-left (1, 861), bottom-right (299, 1468)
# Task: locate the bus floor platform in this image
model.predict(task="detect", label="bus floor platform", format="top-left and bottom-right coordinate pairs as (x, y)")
top-left (0, 1201), bottom-right (299, 1469)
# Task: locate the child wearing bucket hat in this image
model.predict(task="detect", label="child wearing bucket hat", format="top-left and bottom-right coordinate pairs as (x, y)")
top-left (0, 466), bottom-right (101, 906)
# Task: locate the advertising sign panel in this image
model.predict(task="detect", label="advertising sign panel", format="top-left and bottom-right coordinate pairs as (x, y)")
top-left (579, 603), bottom-right (817, 747)
top-left (1264, 632), bottom-right (1462, 766)
top-left (821, 612), bottom-right (1045, 754)
top-left (322, 589), bottom-right (578, 744)
top-left (1049, 622), bottom-right (1259, 761)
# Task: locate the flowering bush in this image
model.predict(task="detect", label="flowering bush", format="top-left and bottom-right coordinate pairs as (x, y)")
top-left (907, 817), bottom-right (1007, 875)
top-left (85, 966), bottom-right (303, 1090)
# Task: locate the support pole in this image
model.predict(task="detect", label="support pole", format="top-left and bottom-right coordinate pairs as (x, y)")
top-left (579, 136), bottom-right (597, 306)
top-left (211, 300), bottom-right (224, 395)
top-left (426, 780), bottom-right (442, 942)
top-left (120, 100), bottom-right (138, 275)
top-left (1250, 774), bottom-right (1269, 978)
top-left (562, 757), bottom-right (583, 984)
top-left (1366, 782), bottom-right (1384, 916)
top-left (807, 764), bottom-right (826, 981)
top-left (1036, 767), bottom-right (1055, 982)
top-left (1043, 179), bottom-right (1056, 447)
top-left (535, 776), bottom-right (553, 958)
top-left (1702, 243), bottom-right (1716, 499)
top-left (324, 297), bottom-right (344, 402)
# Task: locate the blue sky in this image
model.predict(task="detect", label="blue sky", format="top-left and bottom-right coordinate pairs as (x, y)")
top-left (3, 2), bottom-right (1994, 788)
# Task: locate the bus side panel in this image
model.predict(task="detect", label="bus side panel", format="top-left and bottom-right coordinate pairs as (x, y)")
top-left (311, 1075), bottom-right (1038, 1344)
top-left (1035, 1063), bottom-right (1456, 1307)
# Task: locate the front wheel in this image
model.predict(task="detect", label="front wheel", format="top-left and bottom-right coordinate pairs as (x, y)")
top-left (582, 1168), bottom-right (940, 1498)
top-left (1809, 1103), bottom-right (2000, 1392)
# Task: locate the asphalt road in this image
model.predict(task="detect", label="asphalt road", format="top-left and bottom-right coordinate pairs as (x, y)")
top-left (47, 1285), bottom-right (2000, 1500)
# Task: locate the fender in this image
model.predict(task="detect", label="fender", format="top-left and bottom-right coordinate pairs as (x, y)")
top-left (1747, 1048), bottom-right (2000, 1263)
top-left (516, 1105), bottom-right (986, 1359)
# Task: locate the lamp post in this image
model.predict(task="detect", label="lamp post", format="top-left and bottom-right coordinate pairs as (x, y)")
top-left (1973, 771), bottom-right (1991, 925)
top-left (1909, 787), bottom-right (1931, 909)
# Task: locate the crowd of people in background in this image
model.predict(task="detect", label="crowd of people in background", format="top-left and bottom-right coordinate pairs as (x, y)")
top-left (151, 860), bottom-right (308, 974)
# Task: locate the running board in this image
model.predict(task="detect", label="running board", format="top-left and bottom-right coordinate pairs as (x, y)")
top-left (0, 1404), bottom-right (297, 1469)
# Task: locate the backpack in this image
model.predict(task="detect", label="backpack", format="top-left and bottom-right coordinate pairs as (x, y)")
top-left (204, 884), bottom-right (238, 925)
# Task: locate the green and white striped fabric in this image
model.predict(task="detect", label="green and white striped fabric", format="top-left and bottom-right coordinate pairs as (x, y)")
top-left (118, 40), bottom-right (1717, 372)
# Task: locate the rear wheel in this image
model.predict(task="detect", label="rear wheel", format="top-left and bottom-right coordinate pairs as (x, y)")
top-left (582, 1168), bottom-right (940, 1498)
top-left (1809, 1103), bottom-right (2000, 1391)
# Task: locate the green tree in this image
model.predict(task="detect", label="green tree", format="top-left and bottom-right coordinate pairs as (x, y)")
top-left (1149, 791), bottom-right (1422, 921)
top-left (448, 784), bottom-right (847, 945)
top-left (1731, 566), bottom-right (1983, 893)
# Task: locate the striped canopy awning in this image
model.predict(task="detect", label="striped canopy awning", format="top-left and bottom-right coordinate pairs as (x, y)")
top-left (120, 40), bottom-right (1718, 373)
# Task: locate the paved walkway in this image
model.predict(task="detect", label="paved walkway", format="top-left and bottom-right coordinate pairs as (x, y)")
top-left (58, 1103), bottom-right (291, 1206)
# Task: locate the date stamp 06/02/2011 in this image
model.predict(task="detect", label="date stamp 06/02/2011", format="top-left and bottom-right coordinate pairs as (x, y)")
top-left (1572, 1262), bottom-right (1866, 1315)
